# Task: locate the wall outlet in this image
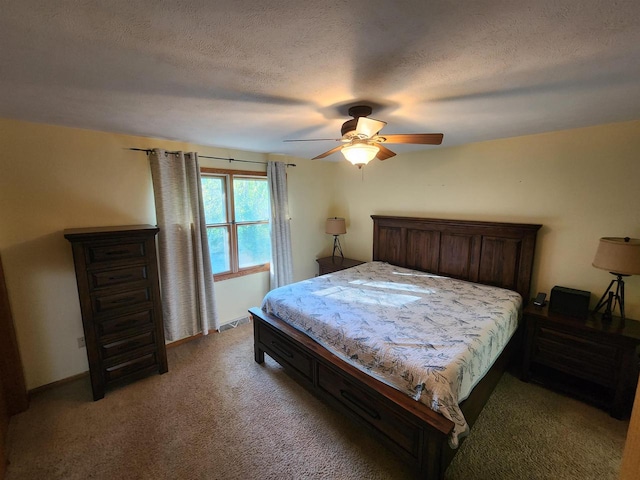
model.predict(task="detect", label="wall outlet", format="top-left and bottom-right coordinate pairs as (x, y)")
top-left (77, 336), bottom-right (85, 348)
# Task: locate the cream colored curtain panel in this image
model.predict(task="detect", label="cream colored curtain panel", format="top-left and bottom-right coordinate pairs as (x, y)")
top-left (149, 149), bottom-right (218, 341)
top-left (268, 161), bottom-right (293, 289)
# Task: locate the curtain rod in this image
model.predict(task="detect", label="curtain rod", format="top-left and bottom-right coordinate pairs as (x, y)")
top-left (128, 148), bottom-right (296, 167)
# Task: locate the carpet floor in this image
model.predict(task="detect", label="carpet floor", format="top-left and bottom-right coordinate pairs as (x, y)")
top-left (5, 321), bottom-right (629, 479)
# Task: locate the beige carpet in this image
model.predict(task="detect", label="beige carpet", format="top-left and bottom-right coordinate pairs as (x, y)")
top-left (5, 322), bottom-right (628, 479)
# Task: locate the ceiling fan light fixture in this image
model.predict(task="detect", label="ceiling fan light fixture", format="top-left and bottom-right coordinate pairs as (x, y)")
top-left (341, 143), bottom-right (379, 167)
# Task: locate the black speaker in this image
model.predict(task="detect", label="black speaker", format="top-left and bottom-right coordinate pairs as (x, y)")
top-left (549, 286), bottom-right (591, 319)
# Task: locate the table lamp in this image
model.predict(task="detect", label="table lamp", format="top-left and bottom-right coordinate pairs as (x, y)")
top-left (326, 217), bottom-right (346, 260)
top-left (592, 237), bottom-right (640, 324)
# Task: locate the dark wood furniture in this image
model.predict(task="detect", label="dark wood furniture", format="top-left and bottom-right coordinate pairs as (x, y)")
top-left (522, 302), bottom-right (640, 419)
top-left (64, 225), bottom-right (168, 401)
top-left (316, 256), bottom-right (365, 275)
top-left (0, 255), bottom-right (28, 479)
top-left (250, 215), bottom-right (541, 479)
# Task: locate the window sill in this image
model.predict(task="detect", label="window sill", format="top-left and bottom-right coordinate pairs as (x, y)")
top-left (214, 264), bottom-right (270, 282)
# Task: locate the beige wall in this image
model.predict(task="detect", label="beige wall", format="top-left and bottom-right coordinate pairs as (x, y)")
top-left (0, 118), bottom-right (335, 389)
top-left (334, 120), bottom-right (640, 318)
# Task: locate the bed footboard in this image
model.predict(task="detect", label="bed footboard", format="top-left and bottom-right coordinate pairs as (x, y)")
top-left (250, 307), bottom-right (455, 479)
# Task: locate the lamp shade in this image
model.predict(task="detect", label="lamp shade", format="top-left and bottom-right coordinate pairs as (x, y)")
top-left (341, 143), bottom-right (379, 166)
top-left (325, 217), bottom-right (346, 235)
top-left (592, 237), bottom-right (640, 275)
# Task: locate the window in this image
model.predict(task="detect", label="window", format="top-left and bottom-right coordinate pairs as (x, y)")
top-left (201, 168), bottom-right (271, 280)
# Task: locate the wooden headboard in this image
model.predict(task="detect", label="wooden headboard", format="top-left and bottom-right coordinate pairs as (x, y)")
top-left (372, 216), bottom-right (542, 301)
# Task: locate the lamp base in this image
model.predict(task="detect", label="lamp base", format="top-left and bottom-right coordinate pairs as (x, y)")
top-left (331, 235), bottom-right (344, 260)
top-left (593, 274), bottom-right (626, 326)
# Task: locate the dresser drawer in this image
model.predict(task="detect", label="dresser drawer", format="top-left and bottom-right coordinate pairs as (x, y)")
top-left (104, 351), bottom-right (158, 383)
top-left (91, 287), bottom-right (151, 315)
top-left (258, 324), bottom-right (313, 380)
top-left (97, 309), bottom-right (155, 337)
top-left (89, 265), bottom-right (149, 290)
top-left (87, 241), bottom-right (146, 265)
top-left (101, 331), bottom-right (156, 359)
top-left (318, 364), bottom-right (420, 458)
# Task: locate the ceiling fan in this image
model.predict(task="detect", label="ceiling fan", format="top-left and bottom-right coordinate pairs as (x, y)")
top-left (285, 105), bottom-right (444, 168)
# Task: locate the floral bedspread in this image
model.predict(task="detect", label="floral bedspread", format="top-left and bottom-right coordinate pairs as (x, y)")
top-left (261, 261), bottom-right (522, 447)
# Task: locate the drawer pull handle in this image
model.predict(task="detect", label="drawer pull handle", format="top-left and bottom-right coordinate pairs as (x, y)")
top-left (111, 297), bottom-right (136, 304)
top-left (340, 389), bottom-right (381, 420)
top-left (105, 339), bottom-right (146, 350)
top-left (108, 274), bottom-right (133, 281)
top-left (270, 340), bottom-right (293, 358)
top-left (106, 250), bottom-right (130, 256)
top-left (113, 319), bottom-right (137, 328)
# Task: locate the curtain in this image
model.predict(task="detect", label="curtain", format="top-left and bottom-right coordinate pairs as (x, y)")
top-left (267, 161), bottom-right (293, 289)
top-left (149, 149), bottom-right (218, 341)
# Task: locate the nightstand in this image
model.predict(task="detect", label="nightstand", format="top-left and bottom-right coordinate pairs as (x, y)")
top-left (522, 302), bottom-right (640, 418)
top-left (316, 256), bottom-right (365, 275)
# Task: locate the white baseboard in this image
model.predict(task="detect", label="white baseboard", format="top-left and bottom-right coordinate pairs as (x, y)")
top-left (218, 316), bottom-right (250, 332)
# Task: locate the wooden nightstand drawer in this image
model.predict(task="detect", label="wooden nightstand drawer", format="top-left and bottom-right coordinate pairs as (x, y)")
top-left (537, 327), bottom-right (617, 361)
top-left (534, 337), bottom-right (614, 387)
top-left (535, 327), bottom-right (617, 384)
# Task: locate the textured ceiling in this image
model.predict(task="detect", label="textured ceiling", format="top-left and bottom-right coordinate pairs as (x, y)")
top-left (1, 0), bottom-right (640, 159)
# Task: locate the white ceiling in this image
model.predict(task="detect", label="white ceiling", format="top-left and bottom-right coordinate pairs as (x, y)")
top-left (1, 0), bottom-right (640, 160)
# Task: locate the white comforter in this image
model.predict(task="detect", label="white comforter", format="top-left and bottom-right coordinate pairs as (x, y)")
top-left (261, 261), bottom-right (522, 447)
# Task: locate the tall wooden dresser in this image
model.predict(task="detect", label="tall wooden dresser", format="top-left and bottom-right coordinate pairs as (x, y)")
top-left (64, 225), bottom-right (168, 400)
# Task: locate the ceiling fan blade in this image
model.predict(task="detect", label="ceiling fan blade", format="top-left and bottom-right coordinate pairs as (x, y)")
top-left (312, 145), bottom-right (344, 160)
top-left (355, 117), bottom-right (387, 137)
top-left (376, 144), bottom-right (396, 161)
top-left (377, 133), bottom-right (444, 145)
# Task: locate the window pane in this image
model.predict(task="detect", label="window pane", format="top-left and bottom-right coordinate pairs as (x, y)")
top-left (206, 226), bottom-right (230, 274)
top-left (234, 178), bottom-right (269, 222)
top-left (201, 176), bottom-right (227, 224)
top-left (237, 223), bottom-right (271, 268)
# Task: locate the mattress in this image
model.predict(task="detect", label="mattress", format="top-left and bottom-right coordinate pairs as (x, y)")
top-left (261, 261), bottom-right (522, 447)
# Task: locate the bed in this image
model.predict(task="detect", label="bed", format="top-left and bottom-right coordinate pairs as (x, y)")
top-left (249, 215), bottom-right (541, 479)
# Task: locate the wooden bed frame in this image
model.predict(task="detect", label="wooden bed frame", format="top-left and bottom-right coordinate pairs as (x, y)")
top-left (250, 215), bottom-right (541, 479)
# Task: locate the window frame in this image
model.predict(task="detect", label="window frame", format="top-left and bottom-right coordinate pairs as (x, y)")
top-left (201, 167), bottom-right (270, 281)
